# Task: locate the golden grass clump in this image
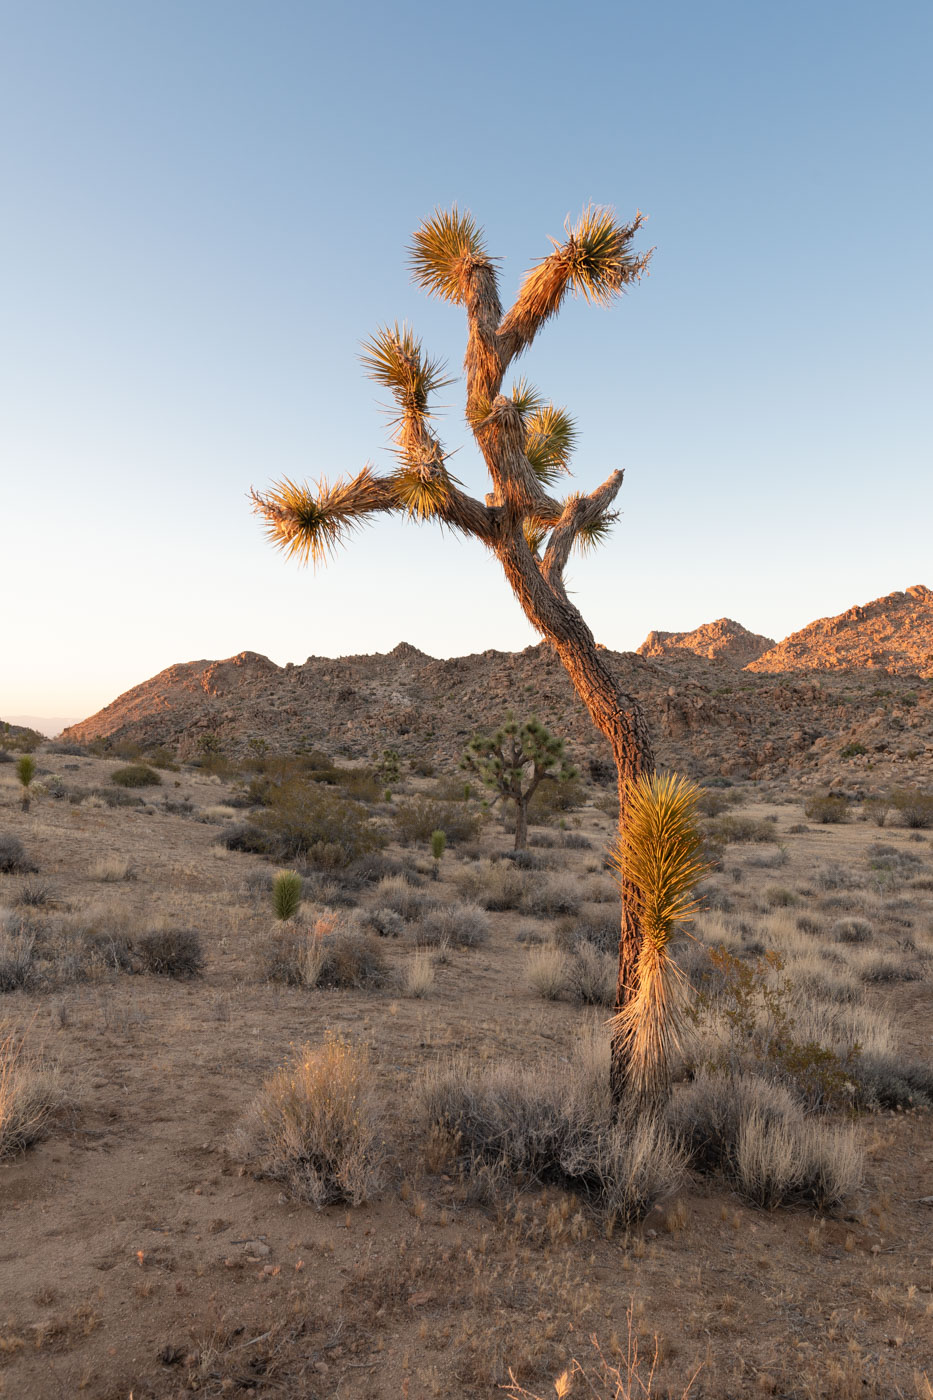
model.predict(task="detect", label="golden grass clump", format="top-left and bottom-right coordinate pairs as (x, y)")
top-left (233, 1035), bottom-right (384, 1208)
top-left (0, 1029), bottom-right (67, 1160)
top-left (609, 771), bottom-right (707, 1109)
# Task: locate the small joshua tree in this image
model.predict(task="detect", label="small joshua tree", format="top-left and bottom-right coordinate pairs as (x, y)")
top-left (252, 204), bottom-right (664, 1104)
top-left (15, 755), bottom-right (36, 812)
top-left (462, 717), bottom-right (576, 850)
top-left (430, 828), bottom-right (446, 880)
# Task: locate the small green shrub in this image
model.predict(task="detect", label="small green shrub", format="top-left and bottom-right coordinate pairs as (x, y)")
top-left (839, 742), bottom-right (867, 758)
top-left (272, 870), bottom-right (303, 921)
top-left (258, 779), bottom-right (384, 866)
top-left (804, 795), bottom-right (849, 824)
top-left (110, 764), bottom-right (162, 789)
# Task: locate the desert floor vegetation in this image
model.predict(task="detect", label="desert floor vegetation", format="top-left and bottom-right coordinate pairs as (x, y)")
top-left (0, 747), bottom-right (931, 1398)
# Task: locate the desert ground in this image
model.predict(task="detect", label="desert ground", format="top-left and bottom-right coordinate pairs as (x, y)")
top-left (1, 744), bottom-right (932, 1400)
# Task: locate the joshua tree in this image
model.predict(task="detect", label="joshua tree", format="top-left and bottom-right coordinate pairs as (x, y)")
top-left (15, 755), bottom-right (36, 812)
top-left (252, 205), bottom-right (657, 1103)
top-left (462, 716), bottom-right (576, 850)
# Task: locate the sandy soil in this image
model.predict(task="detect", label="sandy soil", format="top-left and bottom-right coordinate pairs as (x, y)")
top-left (1, 755), bottom-right (932, 1399)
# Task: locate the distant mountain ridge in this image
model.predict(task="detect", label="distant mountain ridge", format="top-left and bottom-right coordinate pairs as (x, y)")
top-left (59, 586), bottom-right (933, 785)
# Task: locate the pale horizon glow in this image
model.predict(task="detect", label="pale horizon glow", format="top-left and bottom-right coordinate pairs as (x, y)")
top-left (2, 1), bottom-right (931, 721)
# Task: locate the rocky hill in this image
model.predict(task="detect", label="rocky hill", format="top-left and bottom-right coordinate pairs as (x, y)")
top-left (61, 635), bottom-right (933, 789)
top-left (637, 618), bottom-right (775, 666)
top-left (747, 586), bottom-right (933, 679)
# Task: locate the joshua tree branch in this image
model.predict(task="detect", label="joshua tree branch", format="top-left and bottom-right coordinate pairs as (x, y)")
top-left (541, 470), bottom-right (625, 590)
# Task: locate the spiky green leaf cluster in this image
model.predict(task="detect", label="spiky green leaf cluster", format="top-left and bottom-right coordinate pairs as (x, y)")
top-left (409, 206), bottom-right (488, 304)
top-left (524, 404), bottom-right (577, 485)
top-left (563, 205), bottom-right (651, 305)
top-left (272, 869), bottom-right (303, 922)
top-left (610, 771), bottom-right (707, 950)
top-left (251, 468), bottom-right (384, 568)
top-left (574, 511), bottom-right (617, 555)
top-left (360, 323), bottom-right (453, 416)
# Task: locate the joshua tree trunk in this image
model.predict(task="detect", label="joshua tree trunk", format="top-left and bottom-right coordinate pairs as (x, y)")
top-left (513, 798), bottom-right (529, 852)
top-left (494, 537), bottom-right (655, 1100)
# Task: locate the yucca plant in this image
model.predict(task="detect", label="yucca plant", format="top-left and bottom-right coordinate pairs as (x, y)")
top-left (272, 869), bottom-right (303, 922)
top-left (251, 203), bottom-right (656, 1104)
top-left (15, 755), bottom-right (36, 812)
top-left (430, 828), bottom-right (446, 880)
top-left (608, 772), bottom-right (708, 1112)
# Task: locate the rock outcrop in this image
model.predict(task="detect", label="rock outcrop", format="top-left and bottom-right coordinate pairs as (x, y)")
top-left (638, 618), bottom-right (775, 667)
top-left (748, 586), bottom-right (933, 679)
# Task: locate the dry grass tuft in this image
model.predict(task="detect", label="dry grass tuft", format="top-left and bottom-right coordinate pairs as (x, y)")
top-left (233, 1036), bottom-right (384, 1207)
top-left (88, 855), bottom-right (135, 883)
top-left (0, 1029), bottom-right (68, 1160)
top-left (402, 948), bottom-right (435, 998)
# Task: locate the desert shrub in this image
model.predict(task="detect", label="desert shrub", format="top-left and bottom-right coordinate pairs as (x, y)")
top-left (144, 746), bottom-right (179, 769)
top-left (527, 775), bottom-right (585, 820)
top-left (851, 948), bottom-right (918, 983)
top-left (816, 864), bottom-right (861, 892)
top-left (94, 787), bottom-right (144, 808)
top-left (556, 913), bottom-right (619, 955)
top-left (455, 861), bottom-right (529, 912)
top-left (257, 779), bottom-right (384, 866)
top-left (703, 816), bottom-right (777, 845)
top-left (889, 787), bottom-right (933, 829)
top-left (0, 930), bottom-right (37, 992)
top-left (418, 902), bottom-right (490, 948)
top-left (336, 766), bottom-right (383, 803)
top-left (402, 948), bottom-right (435, 998)
top-left (353, 906), bottom-right (405, 939)
top-left (525, 943), bottom-right (569, 1000)
top-left (521, 874), bottom-right (582, 919)
top-left (136, 928), bottom-right (203, 978)
top-left (14, 879), bottom-right (53, 908)
top-left (222, 822), bottom-right (275, 854)
top-left (499, 848), bottom-right (548, 871)
top-left (46, 742), bottom-right (88, 756)
top-left (526, 940), bottom-right (615, 1006)
top-left (233, 1036), bottom-right (383, 1207)
top-left (567, 941), bottom-right (616, 1005)
top-left (110, 764), bottom-right (161, 788)
top-left (374, 874), bottom-right (438, 923)
top-left (839, 742), bottom-right (867, 758)
top-left (831, 917), bottom-right (873, 944)
top-left (804, 794), bottom-right (849, 824)
top-left (669, 1070), bottom-right (862, 1208)
top-left (688, 947), bottom-right (865, 1111)
top-left (857, 1054), bottom-right (933, 1109)
top-left (417, 1052), bottom-right (684, 1224)
top-left (262, 918), bottom-right (388, 989)
top-left (0, 836), bottom-right (37, 875)
top-left (0, 1031), bottom-right (68, 1160)
top-left (867, 842), bottom-right (923, 877)
top-left (745, 845), bottom-right (789, 869)
top-left (863, 795), bottom-right (891, 827)
top-left (272, 870), bottom-right (303, 921)
top-left (394, 797), bottom-right (479, 846)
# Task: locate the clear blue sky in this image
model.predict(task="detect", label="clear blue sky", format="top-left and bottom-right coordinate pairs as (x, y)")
top-left (2, 0), bottom-right (931, 719)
